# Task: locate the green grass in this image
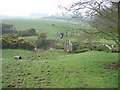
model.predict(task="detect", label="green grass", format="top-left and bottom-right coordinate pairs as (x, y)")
top-left (2, 19), bottom-right (83, 34)
top-left (2, 19), bottom-right (117, 45)
top-left (1, 19), bottom-right (119, 88)
top-left (2, 19), bottom-right (91, 40)
top-left (2, 49), bottom-right (118, 88)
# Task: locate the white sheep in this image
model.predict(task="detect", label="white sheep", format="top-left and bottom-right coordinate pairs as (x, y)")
top-left (14, 56), bottom-right (22, 59)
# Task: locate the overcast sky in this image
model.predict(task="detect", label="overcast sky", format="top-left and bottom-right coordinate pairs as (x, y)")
top-left (0, 0), bottom-right (78, 16)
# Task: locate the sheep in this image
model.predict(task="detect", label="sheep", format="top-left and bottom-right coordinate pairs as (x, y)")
top-left (14, 56), bottom-right (22, 59)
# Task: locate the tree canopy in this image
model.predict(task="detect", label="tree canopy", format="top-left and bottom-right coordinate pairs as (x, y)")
top-left (60, 0), bottom-right (119, 47)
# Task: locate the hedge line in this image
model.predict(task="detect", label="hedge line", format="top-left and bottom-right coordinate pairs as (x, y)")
top-left (1, 37), bottom-right (35, 50)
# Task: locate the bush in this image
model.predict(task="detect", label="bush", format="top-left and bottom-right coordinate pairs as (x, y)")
top-left (17, 28), bottom-right (36, 37)
top-left (36, 32), bottom-right (49, 49)
top-left (72, 42), bottom-right (80, 51)
top-left (36, 39), bottom-right (49, 49)
top-left (1, 35), bottom-right (35, 50)
top-left (2, 24), bottom-right (17, 34)
top-left (73, 32), bottom-right (97, 51)
top-left (37, 32), bottom-right (47, 39)
top-left (5, 34), bottom-right (18, 39)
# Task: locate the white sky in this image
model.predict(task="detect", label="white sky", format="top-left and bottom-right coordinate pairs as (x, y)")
top-left (0, 0), bottom-right (78, 16)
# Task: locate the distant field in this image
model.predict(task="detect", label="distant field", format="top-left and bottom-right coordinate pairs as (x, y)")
top-left (2, 49), bottom-right (118, 88)
top-left (2, 19), bottom-right (87, 34)
top-left (2, 19), bottom-right (91, 31)
top-left (2, 19), bottom-right (116, 45)
top-left (2, 19), bottom-right (91, 39)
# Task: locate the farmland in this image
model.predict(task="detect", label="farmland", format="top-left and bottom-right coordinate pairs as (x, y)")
top-left (2, 19), bottom-right (116, 44)
top-left (2, 19), bottom-right (92, 40)
top-left (1, 19), bottom-right (119, 88)
top-left (2, 49), bottom-right (118, 88)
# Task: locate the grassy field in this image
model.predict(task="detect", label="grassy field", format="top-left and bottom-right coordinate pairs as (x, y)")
top-left (2, 49), bottom-right (118, 88)
top-left (2, 19), bottom-right (116, 45)
top-left (2, 19), bottom-right (91, 31)
top-left (2, 19), bottom-right (119, 88)
top-left (2, 19), bottom-right (91, 40)
top-left (2, 19), bottom-right (82, 34)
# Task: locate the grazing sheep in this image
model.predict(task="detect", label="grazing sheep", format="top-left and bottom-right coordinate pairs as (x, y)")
top-left (14, 56), bottom-right (22, 59)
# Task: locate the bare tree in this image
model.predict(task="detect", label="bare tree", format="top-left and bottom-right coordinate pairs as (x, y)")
top-left (59, 0), bottom-right (119, 48)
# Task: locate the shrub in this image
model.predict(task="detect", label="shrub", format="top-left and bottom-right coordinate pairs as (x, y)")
top-left (37, 32), bottom-right (47, 39)
top-left (73, 32), bottom-right (97, 51)
top-left (1, 36), bottom-right (35, 50)
top-left (36, 32), bottom-right (49, 49)
top-left (17, 28), bottom-right (36, 37)
top-left (36, 39), bottom-right (49, 49)
top-left (5, 34), bottom-right (18, 39)
top-left (2, 24), bottom-right (17, 34)
top-left (72, 42), bottom-right (80, 51)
